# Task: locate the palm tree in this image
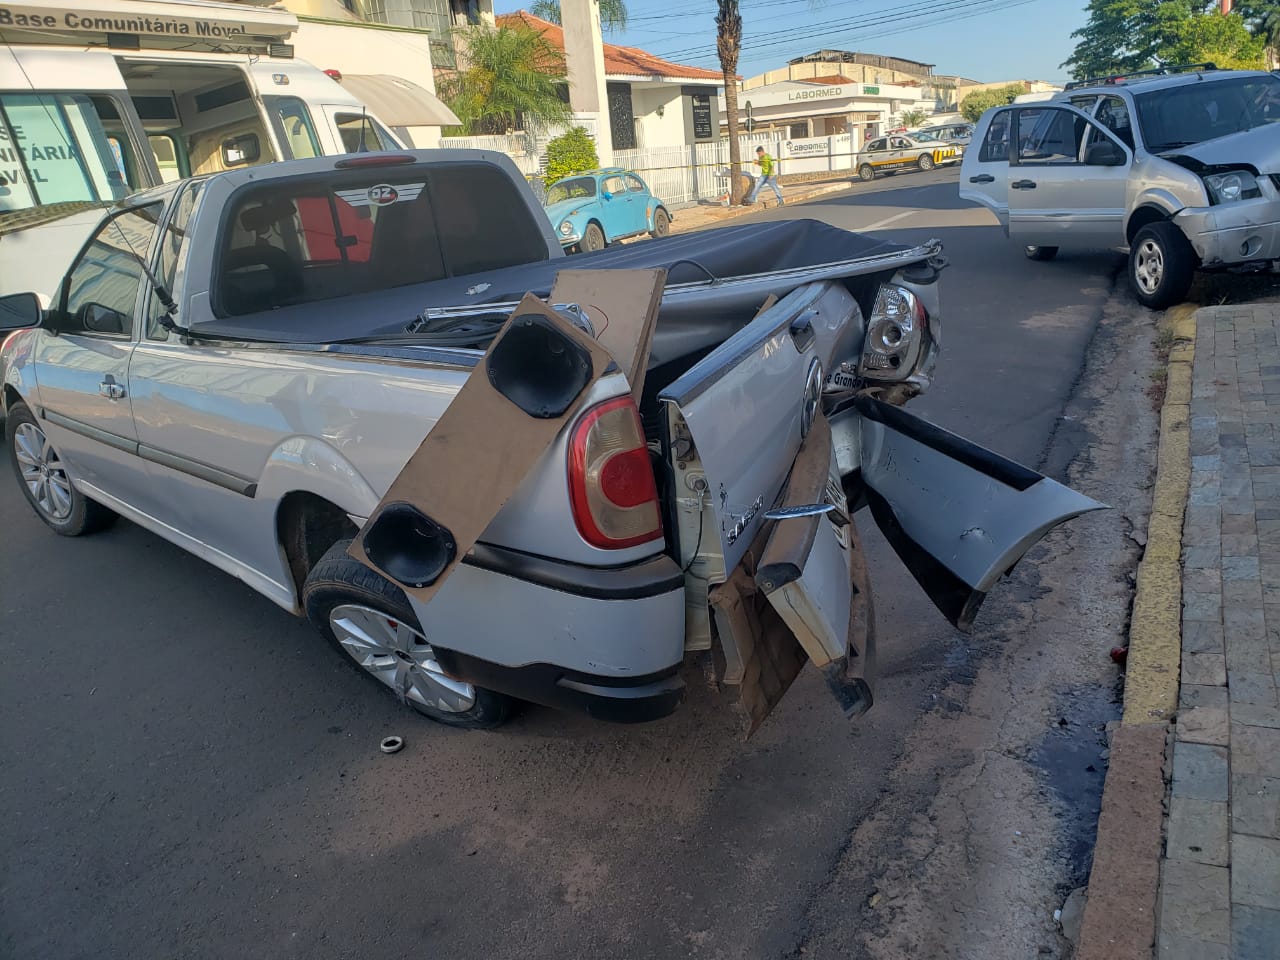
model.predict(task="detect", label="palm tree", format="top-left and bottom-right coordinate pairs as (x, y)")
top-left (717, 1), bottom-right (745, 204)
top-left (1235, 1), bottom-right (1280, 67)
top-left (529, 0), bottom-right (630, 32)
top-left (439, 23), bottom-right (572, 136)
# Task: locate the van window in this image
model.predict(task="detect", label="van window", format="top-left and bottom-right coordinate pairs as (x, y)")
top-left (215, 163), bottom-right (549, 317)
top-left (334, 113), bottom-right (399, 153)
top-left (267, 97), bottom-right (322, 160)
top-left (0, 93), bottom-right (130, 214)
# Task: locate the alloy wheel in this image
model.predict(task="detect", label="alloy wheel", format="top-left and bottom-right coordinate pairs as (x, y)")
top-left (328, 604), bottom-right (476, 713)
top-left (1134, 239), bottom-right (1164, 294)
top-left (12, 422), bottom-right (73, 521)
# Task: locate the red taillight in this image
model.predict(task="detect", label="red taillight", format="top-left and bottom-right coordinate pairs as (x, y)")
top-left (333, 154), bottom-right (416, 168)
top-left (568, 396), bottom-right (663, 550)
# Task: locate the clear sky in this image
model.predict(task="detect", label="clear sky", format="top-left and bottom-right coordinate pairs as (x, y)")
top-left (493, 0), bottom-right (1091, 85)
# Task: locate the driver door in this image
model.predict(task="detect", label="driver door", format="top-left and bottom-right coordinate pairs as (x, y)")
top-left (30, 203), bottom-right (163, 508)
top-left (1007, 104), bottom-right (1131, 248)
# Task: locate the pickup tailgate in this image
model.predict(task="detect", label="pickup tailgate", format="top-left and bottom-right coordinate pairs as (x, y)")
top-left (659, 281), bottom-right (869, 731)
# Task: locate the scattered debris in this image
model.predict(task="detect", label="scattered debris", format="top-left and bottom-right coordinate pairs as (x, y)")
top-left (1058, 887), bottom-right (1088, 946)
top-left (1109, 645), bottom-right (1128, 665)
top-left (380, 736), bottom-right (405, 755)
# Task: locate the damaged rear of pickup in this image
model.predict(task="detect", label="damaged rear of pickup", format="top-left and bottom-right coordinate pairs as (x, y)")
top-left (0, 151), bottom-right (1101, 736)
top-left (352, 226), bottom-right (1103, 735)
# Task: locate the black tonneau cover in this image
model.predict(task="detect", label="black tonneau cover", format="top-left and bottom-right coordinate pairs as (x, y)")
top-left (195, 220), bottom-right (916, 349)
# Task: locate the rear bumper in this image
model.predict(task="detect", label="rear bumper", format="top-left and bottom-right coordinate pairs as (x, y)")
top-left (429, 648), bottom-right (685, 723)
top-left (409, 542), bottom-right (688, 721)
top-left (1173, 197), bottom-right (1280, 266)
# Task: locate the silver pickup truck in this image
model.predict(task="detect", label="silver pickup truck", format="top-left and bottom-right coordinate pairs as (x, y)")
top-left (0, 149), bottom-right (1101, 733)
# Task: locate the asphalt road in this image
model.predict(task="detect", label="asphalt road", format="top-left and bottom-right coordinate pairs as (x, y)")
top-left (1, 167), bottom-right (1152, 959)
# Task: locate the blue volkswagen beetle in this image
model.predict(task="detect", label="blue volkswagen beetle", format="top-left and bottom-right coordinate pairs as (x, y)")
top-left (543, 168), bottom-right (673, 253)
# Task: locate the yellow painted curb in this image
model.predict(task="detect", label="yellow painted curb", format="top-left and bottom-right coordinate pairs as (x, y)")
top-left (1122, 304), bottom-right (1196, 724)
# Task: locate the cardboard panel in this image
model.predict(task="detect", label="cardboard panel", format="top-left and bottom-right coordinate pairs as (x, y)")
top-left (549, 268), bottom-right (665, 403)
top-left (350, 269), bottom-right (666, 606)
top-left (349, 292), bottom-right (615, 604)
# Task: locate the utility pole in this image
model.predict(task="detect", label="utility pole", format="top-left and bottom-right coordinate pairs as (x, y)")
top-left (560, 0), bottom-right (613, 166)
top-left (1221, 0), bottom-right (1232, 13)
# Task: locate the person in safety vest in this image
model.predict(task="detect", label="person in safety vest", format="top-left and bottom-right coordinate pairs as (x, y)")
top-left (746, 146), bottom-right (784, 205)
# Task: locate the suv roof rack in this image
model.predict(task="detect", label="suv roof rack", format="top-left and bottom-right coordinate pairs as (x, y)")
top-left (1063, 62), bottom-right (1218, 91)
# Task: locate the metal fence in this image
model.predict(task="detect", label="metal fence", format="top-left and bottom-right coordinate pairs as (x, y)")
top-left (437, 130), bottom-right (867, 206)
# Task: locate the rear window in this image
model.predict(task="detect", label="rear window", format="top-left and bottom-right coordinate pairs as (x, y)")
top-left (214, 162), bottom-right (549, 317)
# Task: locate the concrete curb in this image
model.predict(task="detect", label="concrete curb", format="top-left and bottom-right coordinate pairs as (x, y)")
top-left (1075, 304), bottom-right (1198, 960)
top-left (671, 180), bottom-right (853, 234)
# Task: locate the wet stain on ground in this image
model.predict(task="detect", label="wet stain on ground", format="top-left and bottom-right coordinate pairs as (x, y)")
top-left (1032, 682), bottom-right (1122, 886)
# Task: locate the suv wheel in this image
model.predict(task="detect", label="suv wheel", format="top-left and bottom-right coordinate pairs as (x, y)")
top-left (303, 539), bottom-right (514, 730)
top-left (1129, 221), bottom-right (1197, 310)
top-left (6, 401), bottom-right (115, 536)
top-left (1024, 245), bottom-right (1059, 261)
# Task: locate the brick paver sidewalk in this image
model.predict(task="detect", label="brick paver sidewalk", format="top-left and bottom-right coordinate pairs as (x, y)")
top-left (1158, 304), bottom-right (1280, 960)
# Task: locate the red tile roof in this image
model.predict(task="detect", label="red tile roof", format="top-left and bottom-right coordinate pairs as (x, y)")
top-left (497, 11), bottom-right (724, 83)
top-left (798, 74), bottom-right (855, 85)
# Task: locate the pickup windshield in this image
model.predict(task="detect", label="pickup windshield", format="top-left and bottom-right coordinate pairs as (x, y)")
top-left (1136, 75), bottom-right (1280, 152)
top-left (0, 93), bottom-right (130, 227)
top-left (546, 176), bottom-right (596, 204)
top-left (216, 162), bottom-right (551, 317)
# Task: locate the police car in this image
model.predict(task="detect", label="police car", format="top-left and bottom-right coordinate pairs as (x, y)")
top-left (855, 134), bottom-right (963, 181)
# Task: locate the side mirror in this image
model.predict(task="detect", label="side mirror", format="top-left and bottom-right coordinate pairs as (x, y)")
top-left (0, 292), bottom-right (43, 333)
top-left (79, 302), bottom-right (128, 335)
top-left (601, 191), bottom-right (613, 200)
top-left (1085, 140), bottom-right (1126, 166)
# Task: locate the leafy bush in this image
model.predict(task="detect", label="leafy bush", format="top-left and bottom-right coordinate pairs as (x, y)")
top-left (545, 127), bottom-right (600, 185)
top-left (959, 84), bottom-right (1028, 122)
top-left (900, 109), bottom-right (928, 129)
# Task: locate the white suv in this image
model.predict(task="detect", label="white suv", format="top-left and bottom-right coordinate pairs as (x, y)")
top-left (961, 66), bottom-right (1280, 308)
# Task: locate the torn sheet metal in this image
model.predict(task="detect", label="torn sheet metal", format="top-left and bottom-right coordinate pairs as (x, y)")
top-left (854, 395), bottom-right (1106, 630)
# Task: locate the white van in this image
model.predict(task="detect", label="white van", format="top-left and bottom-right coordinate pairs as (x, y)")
top-left (0, 0), bottom-right (429, 297)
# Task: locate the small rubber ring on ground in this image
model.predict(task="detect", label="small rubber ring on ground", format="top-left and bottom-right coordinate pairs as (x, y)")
top-left (380, 736), bottom-right (404, 754)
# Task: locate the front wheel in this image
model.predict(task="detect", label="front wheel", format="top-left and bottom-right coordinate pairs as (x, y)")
top-left (650, 208), bottom-right (670, 239)
top-left (303, 539), bottom-right (514, 730)
top-left (858, 163), bottom-right (875, 182)
top-left (5, 401), bottom-right (115, 536)
top-left (1024, 245), bottom-right (1059, 261)
top-left (916, 153), bottom-right (935, 171)
top-left (1129, 221), bottom-right (1197, 310)
top-left (580, 223), bottom-right (606, 253)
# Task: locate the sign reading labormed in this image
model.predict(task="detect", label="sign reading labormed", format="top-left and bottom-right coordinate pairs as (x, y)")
top-left (0, 4), bottom-right (262, 40)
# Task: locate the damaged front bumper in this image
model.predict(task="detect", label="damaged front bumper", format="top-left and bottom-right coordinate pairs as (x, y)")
top-left (1173, 194), bottom-right (1280, 267)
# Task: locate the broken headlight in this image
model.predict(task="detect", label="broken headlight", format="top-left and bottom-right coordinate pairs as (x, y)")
top-left (858, 284), bottom-right (926, 382)
top-left (1203, 170), bottom-right (1261, 204)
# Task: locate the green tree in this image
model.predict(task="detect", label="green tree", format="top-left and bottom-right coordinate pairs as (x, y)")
top-left (959, 84), bottom-right (1026, 122)
top-left (439, 23), bottom-right (571, 135)
top-left (1064, 1), bottom-right (1265, 79)
top-left (717, 1), bottom-right (746, 204)
top-left (1232, 1), bottom-right (1280, 63)
top-left (529, 0), bottom-right (630, 32)
top-left (900, 108), bottom-right (929, 128)
top-left (545, 126), bottom-right (600, 184)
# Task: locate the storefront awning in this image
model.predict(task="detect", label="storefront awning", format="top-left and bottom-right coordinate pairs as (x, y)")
top-left (337, 74), bottom-right (460, 128)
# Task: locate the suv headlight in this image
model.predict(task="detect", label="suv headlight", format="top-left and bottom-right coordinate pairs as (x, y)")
top-left (1204, 170), bottom-right (1261, 204)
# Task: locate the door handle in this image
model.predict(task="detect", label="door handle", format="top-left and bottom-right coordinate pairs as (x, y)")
top-left (1011, 179), bottom-right (1037, 190)
top-left (969, 174), bottom-right (995, 183)
top-left (98, 377), bottom-right (126, 401)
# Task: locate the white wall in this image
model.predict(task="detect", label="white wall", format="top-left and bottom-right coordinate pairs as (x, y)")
top-left (630, 85), bottom-right (689, 150)
top-left (290, 19), bottom-right (444, 147)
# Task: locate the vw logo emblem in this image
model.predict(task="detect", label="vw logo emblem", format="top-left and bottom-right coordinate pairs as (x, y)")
top-left (801, 358), bottom-right (823, 438)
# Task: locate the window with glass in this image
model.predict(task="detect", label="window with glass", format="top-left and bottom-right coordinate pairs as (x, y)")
top-left (1136, 76), bottom-right (1280, 152)
top-left (0, 93), bottom-right (131, 215)
top-left (215, 163), bottom-right (549, 317)
top-left (60, 203), bottom-right (164, 336)
top-left (625, 174), bottom-right (647, 193)
top-left (546, 176), bottom-right (596, 203)
top-left (267, 97), bottom-right (322, 160)
top-left (148, 184), bottom-right (203, 340)
top-left (334, 113), bottom-right (399, 154)
top-left (978, 111), bottom-right (1011, 162)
